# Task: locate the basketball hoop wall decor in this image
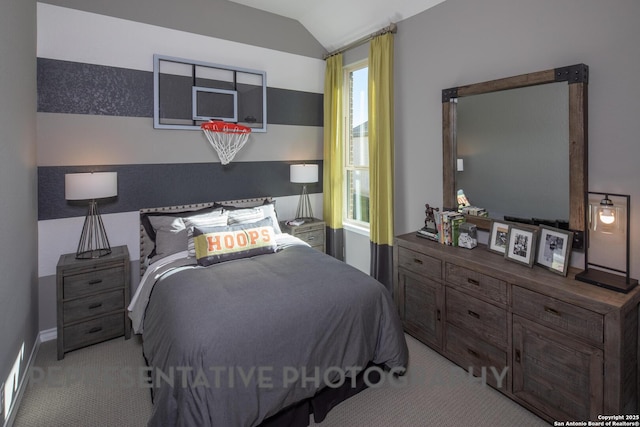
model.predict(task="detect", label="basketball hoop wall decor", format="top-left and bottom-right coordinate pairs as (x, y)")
top-left (201, 121), bottom-right (252, 165)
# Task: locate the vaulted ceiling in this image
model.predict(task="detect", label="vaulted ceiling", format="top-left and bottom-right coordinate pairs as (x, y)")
top-left (228, 0), bottom-right (447, 52)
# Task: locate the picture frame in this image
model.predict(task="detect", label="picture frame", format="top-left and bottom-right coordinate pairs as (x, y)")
top-left (535, 225), bottom-right (574, 276)
top-left (487, 220), bottom-right (510, 255)
top-left (504, 224), bottom-right (538, 267)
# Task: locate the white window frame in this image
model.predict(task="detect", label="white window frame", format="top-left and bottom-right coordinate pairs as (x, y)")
top-left (342, 59), bottom-right (370, 232)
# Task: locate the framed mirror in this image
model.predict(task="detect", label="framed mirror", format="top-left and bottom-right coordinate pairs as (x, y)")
top-left (442, 64), bottom-right (588, 236)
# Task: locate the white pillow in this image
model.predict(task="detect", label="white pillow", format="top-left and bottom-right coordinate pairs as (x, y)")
top-left (227, 203), bottom-right (282, 234)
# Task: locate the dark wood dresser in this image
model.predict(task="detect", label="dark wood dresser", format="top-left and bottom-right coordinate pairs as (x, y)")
top-left (394, 232), bottom-right (640, 422)
top-left (56, 246), bottom-right (131, 360)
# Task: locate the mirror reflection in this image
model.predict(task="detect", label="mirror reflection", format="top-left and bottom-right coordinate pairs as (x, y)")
top-left (455, 82), bottom-right (569, 223)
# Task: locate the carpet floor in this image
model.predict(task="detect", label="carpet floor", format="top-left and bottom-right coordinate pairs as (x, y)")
top-left (12, 333), bottom-right (549, 426)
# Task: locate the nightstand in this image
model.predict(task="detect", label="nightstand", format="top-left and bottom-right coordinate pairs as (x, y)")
top-left (56, 245), bottom-right (131, 360)
top-left (280, 219), bottom-right (326, 252)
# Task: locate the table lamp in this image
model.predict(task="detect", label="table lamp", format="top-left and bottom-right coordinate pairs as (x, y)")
top-left (65, 172), bottom-right (118, 259)
top-left (290, 164), bottom-right (318, 219)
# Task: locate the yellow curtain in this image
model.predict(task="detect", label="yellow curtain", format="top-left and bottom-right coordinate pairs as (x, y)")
top-left (323, 53), bottom-right (344, 259)
top-left (368, 33), bottom-right (394, 289)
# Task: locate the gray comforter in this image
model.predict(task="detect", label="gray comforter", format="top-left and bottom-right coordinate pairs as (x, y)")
top-left (140, 244), bottom-right (408, 427)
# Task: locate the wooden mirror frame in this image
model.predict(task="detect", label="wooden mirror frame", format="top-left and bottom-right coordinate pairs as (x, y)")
top-left (442, 64), bottom-right (588, 236)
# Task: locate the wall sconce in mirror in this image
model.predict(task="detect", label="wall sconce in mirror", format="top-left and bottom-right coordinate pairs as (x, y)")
top-left (575, 192), bottom-right (637, 292)
top-left (65, 172), bottom-right (118, 259)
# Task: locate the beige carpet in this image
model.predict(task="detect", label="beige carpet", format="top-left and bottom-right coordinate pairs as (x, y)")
top-left (12, 334), bottom-right (548, 426)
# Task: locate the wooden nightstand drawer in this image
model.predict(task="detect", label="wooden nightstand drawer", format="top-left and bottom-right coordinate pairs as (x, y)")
top-left (63, 266), bottom-right (125, 299)
top-left (280, 219), bottom-right (326, 252)
top-left (397, 247), bottom-right (442, 281)
top-left (296, 228), bottom-right (324, 246)
top-left (513, 286), bottom-right (603, 345)
top-left (446, 287), bottom-right (507, 350)
top-left (63, 289), bottom-right (125, 324)
top-left (445, 262), bottom-right (507, 304)
top-left (63, 312), bottom-right (125, 352)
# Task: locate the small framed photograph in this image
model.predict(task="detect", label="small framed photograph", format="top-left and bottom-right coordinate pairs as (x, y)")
top-left (536, 225), bottom-right (574, 276)
top-left (488, 220), bottom-right (510, 254)
top-left (504, 225), bottom-right (538, 267)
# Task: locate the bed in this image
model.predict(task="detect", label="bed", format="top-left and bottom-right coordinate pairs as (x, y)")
top-left (128, 198), bottom-right (408, 427)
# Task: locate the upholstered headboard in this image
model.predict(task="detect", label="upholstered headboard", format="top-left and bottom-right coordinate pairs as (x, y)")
top-left (139, 197), bottom-right (273, 276)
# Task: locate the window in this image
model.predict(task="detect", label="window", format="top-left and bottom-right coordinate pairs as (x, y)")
top-left (344, 61), bottom-right (369, 228)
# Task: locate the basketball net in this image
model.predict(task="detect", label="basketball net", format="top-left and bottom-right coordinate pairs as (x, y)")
top-left (201, 121), bottom-right (252, 165)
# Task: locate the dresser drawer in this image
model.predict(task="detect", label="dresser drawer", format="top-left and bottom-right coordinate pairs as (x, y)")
top-left (446, 287), bottom-right (507, 349)
top-left (445, 263), bottom-right (507, 304)
top-left (398, 247), bottom-right (442, 281)
top-left (445, 323), bottom-right (509, 390)
top-left (63, 312), bottom-right (125, 352)
top-left (296, 228), bottom-right (325, 246)
top-left (63, 289), bottom-right (124, 324)
top-left (512, 286), bottom-right (603, 345)
top-left (63, 266), bottom-right (125, 299)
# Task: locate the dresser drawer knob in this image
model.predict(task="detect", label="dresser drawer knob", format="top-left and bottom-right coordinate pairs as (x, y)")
top-left (467, 348), bottom-right (479, 358)
top-left (88, 326), bottom-right (103, 334)
top-left (544, 306), bottom-right (561, 316)
top-left (467, 310), bottom-right (480, 319)
top-left (88, 279), bottom-right (103, 285)
top-left (515, 349), bottom-right (521, 363)
top-left (467, 278), bottom-right (480, 286)
top-left (88, 303), bottom-right (103, 310)
top-left (413, 258), bottom-right (423, 265)
top-left (308, 236), bottom-right (315, 240)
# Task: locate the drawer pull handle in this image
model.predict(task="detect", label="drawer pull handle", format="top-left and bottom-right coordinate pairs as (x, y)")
top-left (467, 278), bottom-right (480, 286)
top-left (414, 258), bottom-right (423, 265)
top-left (88, 303), bottom-right (103, 310)
top-left (308, 236), bottom-right (315, 240)
top-left (515, 349), bottom-right (521, 363)
top-left (467, 348), bottom-right (479, 358)
top-left (88, 326), bottom-right (103, 334)
top-left (544, 306), bottom-right (560, 316)
top-left (88, 279), bottom-right (103, 285)
top-left (436, 309), bottom-right (441, 321)
top-left (467, 310), bottom-right (480, 319)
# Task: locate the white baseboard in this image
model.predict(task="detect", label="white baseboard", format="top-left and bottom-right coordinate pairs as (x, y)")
top-left (38, 328), bottom-right (57, 343)
top-left (3, 329), bottom-right (54, 427)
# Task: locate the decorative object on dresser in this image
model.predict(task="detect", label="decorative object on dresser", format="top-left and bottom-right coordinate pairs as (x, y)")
top-left (290, 163), bottom-right (319, 219)
top-left (57, 245), bottom-right (130, 360)
top-left (457, 222), bottom-right (477, 249)
top-left (535, 225), bottom-right (573, 276)
top-left (487, 219), bottom-right (510, 255)
top-left (504, 224), bottom-right (537, 267)
top-left (280, 218), bottom-right (326, 253)
top-left (576, 192), bottom-right (638, 292)
top-left (393, 233), bottom-right (640, 422)
top-left (65, 172), bottom-right (118, 259)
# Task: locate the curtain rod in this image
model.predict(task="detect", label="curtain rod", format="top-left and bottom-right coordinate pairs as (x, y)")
top-left (323, 23), bottom-right (397, 60)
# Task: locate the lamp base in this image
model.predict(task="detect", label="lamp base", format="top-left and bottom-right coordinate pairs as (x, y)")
top-left (75, 200), bottom-right (112, 260)
top-left (575, 268), bottom-right (638, 293)
top-left (295, 185), bottom-right (314, 220)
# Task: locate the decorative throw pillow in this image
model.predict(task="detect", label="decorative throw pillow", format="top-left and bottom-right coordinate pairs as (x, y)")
top-left (147, 216), bottom-right (188, 263)
top-left (193, 217), bottom-right (277, 267)
top-left (225, 202), bottom-right (282, 234)
top-left (184, 211), bottom-right (229, 257)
